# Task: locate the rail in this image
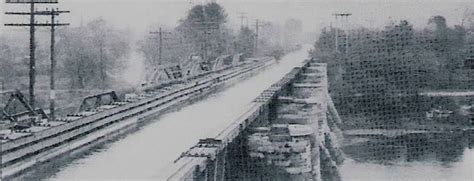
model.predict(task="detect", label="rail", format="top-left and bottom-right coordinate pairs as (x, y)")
top-left (0, 60), bottom-right (271, 170)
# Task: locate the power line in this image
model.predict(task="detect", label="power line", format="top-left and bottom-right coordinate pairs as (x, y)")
top-left (46, 8), bottom-right (69, 121)
top-left (4, 0), bottom-right (60, 109)
top-left (192, 20), bottom-right (220, 61)
top-left (150, 27), bottom-right (172, 66)
top-left (333, 13), bottom-right (352, 54)
top-left (254, 19), bottom-right (265, 54)
top-left (237, 12), bottom-right (247, 30)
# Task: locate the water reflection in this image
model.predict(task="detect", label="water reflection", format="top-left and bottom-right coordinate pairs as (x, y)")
top-left (340, 131), bottom-right (474, 181)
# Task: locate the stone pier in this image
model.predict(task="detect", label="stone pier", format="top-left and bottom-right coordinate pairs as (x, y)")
top-left (163, 59), bottom-right (344, 180)
top-left (247, 60), bottom-right (344, 180)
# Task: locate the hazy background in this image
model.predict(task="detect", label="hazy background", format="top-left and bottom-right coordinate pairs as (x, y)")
top-left (1, 0), bottom-right (472, 89)
top-left (1, 0), bottom-right (473, 36)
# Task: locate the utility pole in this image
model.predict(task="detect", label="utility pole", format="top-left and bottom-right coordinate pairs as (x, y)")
top-left (192, 21), bottom-right (218, 61)
top-left (333, 13), bottom-right (352, 54)
top-left (343, 14), bottom-right (351, 54)
top-left (334, 15), bottom-right (339, 52)
top-left (201, 4), bottom-right (209, 61)
top-left (1, 78), bottom-right (4, 92)
top-left (255, 19), bottom-right (259, 53)
top-left (254, 19), bottom-right (265, 54)
top-left (159, 27), bottom-right (163, 65)
top-left (238, 12), bottom-right (246, 29)
top-left (5, 1), bottom-right (69, 121)
top-left (150, 27), bottom-right (171, 65)
top-left (4, 0), bottom-right (59, 109)
top-left (0, 78), bottom-right (3, 111)
top-left (47, 8), bottom-right (69, 121)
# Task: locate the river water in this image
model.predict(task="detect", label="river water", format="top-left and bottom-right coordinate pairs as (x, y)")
top-left (339, 133), bottom-right (474, 181)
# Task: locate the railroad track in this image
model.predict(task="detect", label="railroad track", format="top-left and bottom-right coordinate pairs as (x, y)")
top-left (0, 59), bottom-right (273, 179)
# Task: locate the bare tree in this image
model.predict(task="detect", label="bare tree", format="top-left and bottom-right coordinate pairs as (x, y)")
top-left (57, 18), bottom-right (131, 90)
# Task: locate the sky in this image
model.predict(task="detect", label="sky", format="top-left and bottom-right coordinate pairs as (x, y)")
top-left (1, 0), bottom-right (473, 36)
top-left (0, 0), bottom-right (473, 87)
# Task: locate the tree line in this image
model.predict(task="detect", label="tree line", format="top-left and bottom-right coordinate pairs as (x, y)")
top-left (0, 2), bottom-right (304, 111)
top-left (311, 15), bottom-right (474, 129)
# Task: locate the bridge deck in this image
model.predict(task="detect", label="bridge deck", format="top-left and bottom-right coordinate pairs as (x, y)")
top-left (38, 46), bottom-right (312, 180)
top-left (161, 59), bottom-right (311, 180)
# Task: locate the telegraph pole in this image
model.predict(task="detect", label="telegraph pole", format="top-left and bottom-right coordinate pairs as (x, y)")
top-left (238, 12), bottom-right (246, 29)
top-left (334, 15), bottom-right (339, 52)
top-left (333, 13), bottom-right (352, 54)
top-left (47, 8), bottom-right (69, 121)
top-left (4, 0), bottom-right (59, 109)
top-left (150, 27), bottom-right (171, 65)
top-left (255, 19), bottom-right (259, 53)
top-left (191, 21), bottom-right (218, 61)
top-left (343, 14), bottom-right (351, 54)
top-left (254, 19), bottom-right (265, 54)
top-left (1, 78), bottom-right (4, 105)
top-left (159, 27), bottom-right (163, 64)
